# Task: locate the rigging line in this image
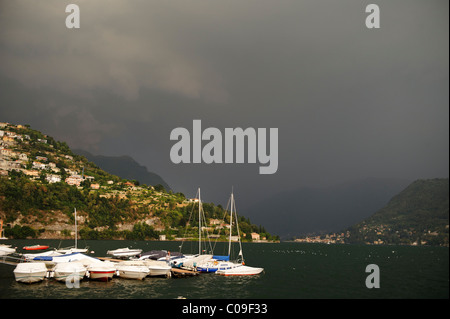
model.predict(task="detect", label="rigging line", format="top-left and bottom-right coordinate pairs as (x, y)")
top-left (200, 206), bottom-right (214, 254)
top-left (233, 194), bottom-right (244, 263)
top-left (179, 188), bottom-right (199, 253)
top-left (211, 196), bottom-right (232, 254)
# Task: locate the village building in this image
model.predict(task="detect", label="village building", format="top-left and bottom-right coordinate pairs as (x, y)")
top-left (65, 175), bottom-right (83, 186)
top-left (46, 174), bottom-right (61, 183)
top-left (251, 232), bottom-right (261, 241)
top-left (90, 183), bottom-right (100, 189)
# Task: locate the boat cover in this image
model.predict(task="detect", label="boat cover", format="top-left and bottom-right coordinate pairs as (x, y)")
top-left (32, 256), bottom-right (53, 261)
top-left (213, 255), bottom-right (230, 261)
top-left (140, 250), bottom-right (183, 260)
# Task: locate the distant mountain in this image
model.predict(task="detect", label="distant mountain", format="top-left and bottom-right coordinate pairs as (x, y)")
top-left (244, 178), bottom-right (411, 239)
top-left (346, 178), bottom-right (449, 246)
top-left (73, 149), bottom-right (171, 191)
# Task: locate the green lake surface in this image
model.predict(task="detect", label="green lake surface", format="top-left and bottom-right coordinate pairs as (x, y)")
top-left (0, 240), bottom-right (448, 299)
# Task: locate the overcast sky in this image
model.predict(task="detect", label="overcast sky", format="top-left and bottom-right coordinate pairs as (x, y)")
top-left (0, 0), bottom-right (448, 209)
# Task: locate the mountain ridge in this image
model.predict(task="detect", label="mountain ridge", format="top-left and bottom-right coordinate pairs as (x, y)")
top-left (245, 177), bottom-right (412, 239)
top-left (345, 178), bottom-right (449, 246)
top-left (73, 149), bottom-right (171, 192)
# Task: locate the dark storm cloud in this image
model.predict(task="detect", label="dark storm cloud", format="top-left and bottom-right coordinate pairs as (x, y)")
top-left (0, 0), bottom-right (448, 207)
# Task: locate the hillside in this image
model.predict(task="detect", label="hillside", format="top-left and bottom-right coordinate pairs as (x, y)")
top-left (73, 149), bottom-right (171, 192)
top-left (345, 178), bottom-right (449, 246)
top-left (0, 121), bottom-right (278, 242)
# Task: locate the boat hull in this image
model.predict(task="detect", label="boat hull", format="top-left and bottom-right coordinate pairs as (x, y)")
top-left (197, 261), bottom-right (240, 273)
top-left (107, 248), bottom-right (142, 258)
top-left (13, 262), bottom-right (48, 283)
top-left (88, 270), bottom-right (115, 281)
top-left (23, 245), bottom-right (49, 251)
top-left (0, 244), bottom-right (16, 256)
top-left (117, 267), bottom-right (149, 280)
top-left (53, 262), bottom-right (86, 282)
top-left (197, 266), bottom-right (218, 273)
top-left (54, 270), bottom-right (86, 282)
top-left (216, 265), bottom-right (264, 276)
top-left (14, 271), bottom-right (48, 283)
top-left (148, 265), bottom-right (171, 277)
top-left (88, 262), bottom-right (116, 281)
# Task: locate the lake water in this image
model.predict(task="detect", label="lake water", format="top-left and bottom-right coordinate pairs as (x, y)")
top-left (0, 239), bottom-right (448, 299)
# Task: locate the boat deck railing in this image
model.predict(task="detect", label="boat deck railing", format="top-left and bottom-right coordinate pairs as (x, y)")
top-left (0, 254), bottom-right (26, 266)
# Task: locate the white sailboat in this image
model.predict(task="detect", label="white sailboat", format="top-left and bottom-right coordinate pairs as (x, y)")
top-left (214, 191), bottom-right (264, 276)
top-left (55, 208), bottom-right (89, 254)
top-left (174, 188), bottom-right (214, 271)
top-left (216, 265), bottom-right (264, 276)
top-left (195, 190), bottom-right (243, 273)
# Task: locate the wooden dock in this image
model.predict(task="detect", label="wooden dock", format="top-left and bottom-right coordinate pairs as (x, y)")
top-left (97, 257), bottom-right (127, 263)
top-left (171, 267), bottom-right (199, 278)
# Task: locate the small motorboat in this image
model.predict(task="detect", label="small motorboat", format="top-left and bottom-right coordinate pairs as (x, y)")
top-left (13, 262), bottom-right (48, 283)
top-left (87, 261), bottom-right (116, 281)
top-left (116, 261), bottom-right (149, 280)
top-left (216, 265), bottom-right (264, 276)
top-left (53, 262), bottom-right (87, 283)
top-left (0, 244), bottom-right (16, 256)
top-left (143, 260), bottom-right (172, 277)
top-left (23, 245), bottom-right (49, 251)
top-left (55, 247), bottom-right (89, 254)
top-left (107, 247), bottom-right (142, 259)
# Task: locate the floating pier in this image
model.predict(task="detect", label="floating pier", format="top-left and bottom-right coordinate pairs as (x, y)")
top-left (171, 267), bottom-right (199, 278)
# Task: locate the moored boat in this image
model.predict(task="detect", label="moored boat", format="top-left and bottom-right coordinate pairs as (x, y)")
top-left (115, 261), bottom-right (149, 280)
top-left (23, 245), bottom-right (49, 251)
top-left (107, 247), bottom-right (142, 259)
top-left (55, 208), bottom-right (89, 254)
top-left (139, 250), bottom-right (183, 261)
top-left (143, 260), bottom-right (172, 277)
top-left (216, 265), bottom-right (264, 276)
top-left (53, 262), bottom-right (86, 282)
top-left (0, 244), bottom-right (16, 256)
top-left (25, 252), bottom-right (100, 267)
top-left (208, 190), bottom-right (264, 276)
top-left (197, 260), bottom-right (242, 273)
top-left (13, 262), bottom-right (48, 283)
top-left (87, 261), bottom-right (116, 281)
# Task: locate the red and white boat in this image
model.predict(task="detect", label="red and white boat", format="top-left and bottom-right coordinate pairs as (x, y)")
top-left (87, 262), bottom-right (116, 282)
top-left (23, 245), bottom-right (49, 251)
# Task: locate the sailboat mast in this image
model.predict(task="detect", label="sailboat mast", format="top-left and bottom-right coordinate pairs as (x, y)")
top-left (198, 188), bottom-right (201, 255)
top-left (74, 208), bottom-right (77, 249)
top-left (228, 192), bottom-right (233, 257)
top-left (234, 197), bottom-right (244, 263)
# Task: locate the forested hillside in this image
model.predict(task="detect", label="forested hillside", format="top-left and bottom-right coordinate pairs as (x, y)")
top-left (0, 122), bottom-right (278, 242)
top-left (345, 178), bottom-right (449, 246)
